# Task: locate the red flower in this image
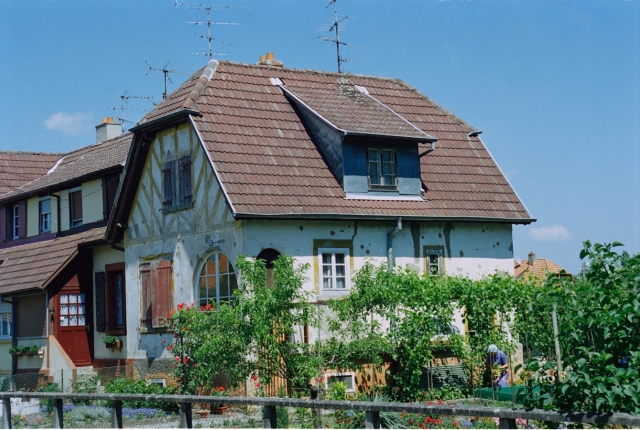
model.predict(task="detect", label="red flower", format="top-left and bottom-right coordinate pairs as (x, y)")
top-left (200, 306), bottom-right (205, 311)
top-left (167, 345), bottom-right (173, 351)
top-left (437, 399), bottom-right (443, 405)
top-left (183, 358), bottom-right (188, 363)
top-left (205, 303), bottom-right (212, 310)
top-left (169, 364), bottom-right (173, 369)
top-left (217, 386), bottom-right (224, 392)
top-left (253, 375), bottom-right (258, 381)
top-left (427, 401), bottom-right (432, 405)
top-left (175, 357), bottom-right (180, 362)
top-left (177, 303), bottom-right (184, 310)
top-left (453, 421), bottom-right (458, 426)
top-left (256, 382), bottom-right (261, 388)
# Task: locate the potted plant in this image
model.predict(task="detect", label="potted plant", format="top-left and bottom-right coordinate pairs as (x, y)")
top-left (102, 335), bottom-right (122, 349)
top-left (210, 386), bottom-right (228, 414)
top-left (9, 345), bottom-right (41, 356)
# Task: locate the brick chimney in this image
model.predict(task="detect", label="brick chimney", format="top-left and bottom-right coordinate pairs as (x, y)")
top-left (95, 117), bottom-right (121, 144)
top-left (257, 52), bottom-right (283, 68)
top-left (528, 252), bottom-right (536, 265)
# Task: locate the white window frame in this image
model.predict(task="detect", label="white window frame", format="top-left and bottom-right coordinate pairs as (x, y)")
top-left (12, 205), bottom-right (19, 239)
top-left (0, 312), bottom-right (12, 338)
top-left (325, 373), bottom-right (356, 393)
top-left (39, 197), bottom-right (52, 233)
top-left (426, 248), bottom-right (443, 276)
top-left (318, 248), bottom-right (351, 291)
top-left (196, 252), bottom-right (238, 308)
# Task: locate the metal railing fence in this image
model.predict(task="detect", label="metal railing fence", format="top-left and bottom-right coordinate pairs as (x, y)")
top-left (2, 391), bottom-right (640, 429)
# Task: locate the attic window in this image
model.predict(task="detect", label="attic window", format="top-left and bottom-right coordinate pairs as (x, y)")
top-left (162, 154), bottom-right (193, 213)
top-left (367, 148), bottom-right (397, 189)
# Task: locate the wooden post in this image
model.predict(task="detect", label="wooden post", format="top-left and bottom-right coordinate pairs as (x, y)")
top-left (499, 417), bottom-right (517, 429)
top-left (111, 400), bottom-right (123, 429)
top-left (53, 398), bottom-right (64, 429)
top-left (179, 402), bottom-right (192, 429)
top-left (2, 398), bottom-right (12, 429)
top-left (365, 410), bottom-right (380, 429)
top-left (263, 405), bottom-right (277, 428)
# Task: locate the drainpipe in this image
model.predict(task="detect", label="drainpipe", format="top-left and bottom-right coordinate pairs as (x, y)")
top-left (386, 218), bottom-right (403, 270)
top-left (51, 194), bottom-right (61, 234)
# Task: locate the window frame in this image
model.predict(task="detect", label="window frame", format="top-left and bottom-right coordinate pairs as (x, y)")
top-left (424, 246), bottom-right (444, 276)
top-left (69, 187), bottom-right (83, 228)
top-left (318, 247), bottom-right (351, 291)
top-left (12, 204), bottom-right (19, 239)
top-left (326, 373), bottom-right (356, 393)
top-left (367, 147), bottom-right (397, 190)
top-left (0, 312), bottom-right (12, 338)
top-left (39, 197), bottom-right (52, 233)
top-left (105, 262), bottom-right (126, 335)
top-left (196, 252), bottom-right (238, 308)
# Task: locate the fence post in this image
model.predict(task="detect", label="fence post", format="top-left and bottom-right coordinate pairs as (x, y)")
top-left (499, 417), bottom-right (516, 429)
top-left (111, 400), bottom-right (123, 429)
top-left (365, 410), bottom-right (380, 429)
top-left (263, 405), bottom-right (277, 428)
top-left (2, 398), bottom-right (11, 429)
top-left (179, 402), bottom-right (192, 429)
top-left (53, 398), bottom-right (64, 428)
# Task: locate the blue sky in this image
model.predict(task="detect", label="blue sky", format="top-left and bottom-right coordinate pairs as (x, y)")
top-left (1, 0), bottom-right (638, 273)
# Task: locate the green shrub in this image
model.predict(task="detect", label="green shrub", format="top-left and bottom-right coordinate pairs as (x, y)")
top-left (104, 377), bottom-right (177, 412)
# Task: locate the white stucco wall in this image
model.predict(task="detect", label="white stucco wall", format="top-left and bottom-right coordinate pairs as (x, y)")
top-left (58, 189), bottom-right (69, 231)
top-left (26, 197), bottom-right (39, 237)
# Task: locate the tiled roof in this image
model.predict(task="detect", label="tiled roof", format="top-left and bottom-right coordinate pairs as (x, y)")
top-left (0, 133), bottom-right (132, 202)
top-left (0, 151), bottom-right (64, 195)
top-left (137, 60), bottom-right (533, 221)
top-left (514, 258), bottom-right (567, 281)
top-left (0, 227), bottom-right (105, 294)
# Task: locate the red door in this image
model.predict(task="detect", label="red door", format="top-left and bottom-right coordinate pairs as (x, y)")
top-left (56, 275), bottom-right (91, 367)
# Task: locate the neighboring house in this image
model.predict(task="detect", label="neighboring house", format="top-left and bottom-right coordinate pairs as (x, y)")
top-left (0, 118), bottom-right (132, 388)
top-left (514, 252), bottom-right (570, 282)
top-left (105, 56), bottom-right (535, 381)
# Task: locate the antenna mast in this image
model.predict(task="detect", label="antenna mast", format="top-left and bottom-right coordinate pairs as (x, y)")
top-left (109, 94), bottom-right (156, 133)
top-left (319, 0), bottom-right (360, 73)
top-left (146, 61), bottom-right (191, 99)
top-left (182, 3), bottom-right (243, 58)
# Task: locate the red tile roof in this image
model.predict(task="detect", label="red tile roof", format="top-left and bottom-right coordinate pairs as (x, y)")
top-left (134, 60), bottom-right (533, 222)
top-left (0, 133), bottom-right (132, 202)
top-left (0, 151), bottom-right (64, 195)
top-left (0, 227), bottom-right (105, 294)
top-left (514, 258), bottom-right (568, 282)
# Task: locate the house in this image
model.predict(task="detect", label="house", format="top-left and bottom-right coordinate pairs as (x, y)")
top-left (514, 252), bottom-right (570, 282)
top-left (105, 55), bottom-right (535, 383)
top-left (0, 118), bottom-right (132, 389)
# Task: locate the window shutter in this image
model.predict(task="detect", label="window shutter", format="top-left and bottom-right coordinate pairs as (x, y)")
top-left (18, 201), bottom-right (27, 238)
top-left (152, 260), bottom-right (173, 328)
top-left (95, 272), bottom-right (106, 332)
top-left (178, 156), bottom-right (192, 207)
top-left (15, 294), bottom-right (46, 337)
top-left (162, 161), bottom-right (176, 207)
top-left (140, 263), bottom-right (152, 328)
top-left (0, 206), bottom-right (6, 242)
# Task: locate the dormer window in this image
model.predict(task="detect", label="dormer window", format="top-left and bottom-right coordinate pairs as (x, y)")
top-left (39, 197), bottom-right (51, 233)
top-left (368, 148), bottom-right (397, 189)
top-left (69, 187), bottom-right (83, 228)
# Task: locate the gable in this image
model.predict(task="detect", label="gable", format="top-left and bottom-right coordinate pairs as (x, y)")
top-left (126, 123), bottom-right (234, 245)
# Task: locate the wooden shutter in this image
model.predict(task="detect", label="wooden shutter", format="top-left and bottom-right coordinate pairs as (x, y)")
top-left (178, 156), bottom-right (192, 207)
top-left (0, 205), bottom-right (6, 242)
top-left (16, 294), bottom-right (46, 337)
top-left (95, 272), bottom-right (106, 332)
top-left (18, 201), bottom-right (26, 238)
top-left (140, 263), bottom-right (152, 328)
top-left (162, 161), bottom-right (175, 208)
top-left (152, 260), bottom-right (173, 328)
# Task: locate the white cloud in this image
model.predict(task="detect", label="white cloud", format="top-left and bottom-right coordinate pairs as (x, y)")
top-left (44, 112), bottom-right (92, 135)
top-left (528, 225), bottom-right (571, 242)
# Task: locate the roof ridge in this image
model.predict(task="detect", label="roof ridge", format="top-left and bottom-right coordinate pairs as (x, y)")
top-left (0, 150), bottom-right (65, 156)
top-left (183, 59), bottom-right (219, 111)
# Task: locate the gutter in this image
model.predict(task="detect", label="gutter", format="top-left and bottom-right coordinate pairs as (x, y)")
top-left (387, 218), bottom-right (403, 270)
top-left (129, 109), bottom-right (201, 133)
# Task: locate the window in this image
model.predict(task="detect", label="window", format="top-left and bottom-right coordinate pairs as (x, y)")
top-left (0, 312), bottom-right (12, 338)
top-left (105, 263), bottom-right (126, 334)
top-left (69, 187), bottom-right (83, 227)
top-left (327, 373), bottom-right (356, 392)
top-left (102, 174), bottom-right (120, 220)
top-left (368, 148), bottom-right (396, 188)
top-left (140, 260), bottom-right (173, 329)
top-left (197, 252), bottom-right (237, 307)
top-left (163, 155), bottom-right (192, 212)
top-left (12, 205), bottom-right (19, 239)
top-left (425, 247), bottom-right (443, 275)
top-left (39, 197), bottom-right (51, 233)
top-left (319, 248), bottom-right (350, 290)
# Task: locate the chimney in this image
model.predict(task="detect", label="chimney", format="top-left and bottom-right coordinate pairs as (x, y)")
top-left (257, 52), bottom-right (284, 68)
top-left (528, 252), bottom-right (536, 266)
top-left (95, 117), bottom-right (121, 144)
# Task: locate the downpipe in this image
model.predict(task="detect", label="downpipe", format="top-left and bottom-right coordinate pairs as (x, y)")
top-left (386, 217), bottom-right (403, 270)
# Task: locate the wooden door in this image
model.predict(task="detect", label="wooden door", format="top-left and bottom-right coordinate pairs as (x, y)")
top-left (56, 275), bottom-right (91, 366)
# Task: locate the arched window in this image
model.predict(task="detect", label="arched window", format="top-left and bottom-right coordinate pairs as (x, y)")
top-left (197, 252), bottom-right (237, 307)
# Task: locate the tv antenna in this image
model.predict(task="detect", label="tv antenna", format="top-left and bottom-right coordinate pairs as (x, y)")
top-left (181, 3), bottom-right (246, 58)
top-left (108, 92), bottom-right (156, 133)
top-left (318, 0), bottom-right (360, 73)
top-left (146, 61), bottom-right (191, 99)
